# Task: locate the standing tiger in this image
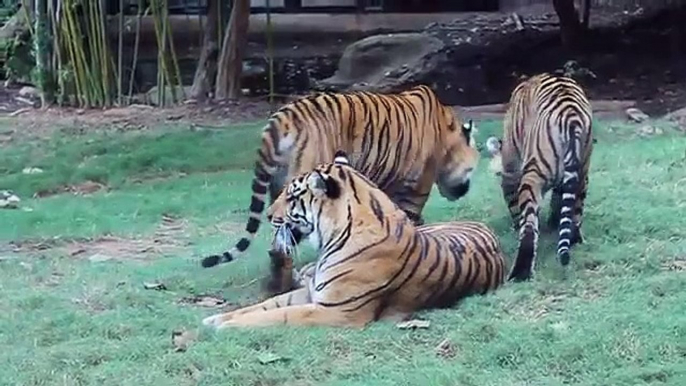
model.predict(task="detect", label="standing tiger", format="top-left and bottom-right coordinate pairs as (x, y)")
top-left (201, 152), bottom-right (505, 329)
top-left (495, 73), bottom-right (593, 282)
top-left (200, 85), bottom-right (480, 295)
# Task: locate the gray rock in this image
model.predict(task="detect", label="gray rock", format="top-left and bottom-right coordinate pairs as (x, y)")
top-left (317, 33), bottom-right (444, 93)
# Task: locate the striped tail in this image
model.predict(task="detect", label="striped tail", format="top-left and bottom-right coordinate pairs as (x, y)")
top-left (201, 119), bottom-right (282, 268)
top-left (557, 122), bottom-right (582, 266)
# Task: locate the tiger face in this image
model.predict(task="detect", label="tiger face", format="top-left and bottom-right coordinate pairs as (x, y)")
top-left (277, 159), bottom-right (348, 251)
top-left (436, 108), bottom-right (480, 201)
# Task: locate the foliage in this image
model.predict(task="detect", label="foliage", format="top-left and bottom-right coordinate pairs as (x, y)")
top-left (0, 118), bottom-right (685, 385)
top-left (2, 26), bottom-right (34, 82)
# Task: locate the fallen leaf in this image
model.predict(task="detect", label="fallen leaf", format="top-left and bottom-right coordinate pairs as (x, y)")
top-left (143, 281), bottom-right (167, 291)
top-left (396, 319), bottom-right (431, 329)
top-left (171, 329), bottom-right (198, 352)
top-left (179, 295), bottom-right (227, 308)
top-left (257, 352), bottom-right (289, 365)
top-left (435, 338), bottom-right (457, 358)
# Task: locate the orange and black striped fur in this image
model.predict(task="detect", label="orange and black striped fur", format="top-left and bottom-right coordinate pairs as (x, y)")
top-left (201, 152), bottom-right (505, 329)
top-left (496, 73), bottom-right (593, 282)
top-left (200, 85), bottom-right (480, 294)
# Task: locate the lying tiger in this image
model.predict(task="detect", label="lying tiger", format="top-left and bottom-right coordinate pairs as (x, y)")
top-left (200, 85), bottom-right (480, 296)
top-left (201, 152), bottom-right (505, 329)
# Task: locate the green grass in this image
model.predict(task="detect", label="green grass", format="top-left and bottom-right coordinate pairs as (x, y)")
top-left (1, 119), bottom-right (685, 386)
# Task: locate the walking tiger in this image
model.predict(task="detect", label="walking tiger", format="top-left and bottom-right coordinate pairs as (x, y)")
top-left (200, 85), bottom-right (480, 295)
top-left (491, 73), bottom-right (593, 282)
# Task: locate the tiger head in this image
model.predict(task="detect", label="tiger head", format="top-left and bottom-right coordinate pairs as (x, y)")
top-left (275, 151), bottom-right (401, 252)
top-left (436, 107), bottom-right (480, 201)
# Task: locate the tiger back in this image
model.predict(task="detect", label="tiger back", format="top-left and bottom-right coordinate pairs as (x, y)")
top-left (201, 152), bottom-right (505, 329)
top-left (498, 73), bottom-right (593, 282)
top-left (199, 86), bottom-right (479, 295)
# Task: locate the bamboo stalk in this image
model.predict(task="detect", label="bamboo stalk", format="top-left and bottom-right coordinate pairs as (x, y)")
top-left (150, 0), bottom-right (173, 105)
top-left (128, 1), bottom-right (148, 100)
top-left (163, 0), bottom-right (184, 101)
top-left (118, 0), bottom-right (125, 105)
top-left (266, 0), bottom-right (274, 106)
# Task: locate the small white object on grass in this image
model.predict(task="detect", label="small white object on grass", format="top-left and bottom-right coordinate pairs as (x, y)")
top-left (0, 190), bottom-right (20, 209)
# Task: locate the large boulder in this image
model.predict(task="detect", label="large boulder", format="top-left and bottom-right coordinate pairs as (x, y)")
top-left (317, 33), bottom-right (445, 92)
top-left (315, 14), bottom-right (562, 105)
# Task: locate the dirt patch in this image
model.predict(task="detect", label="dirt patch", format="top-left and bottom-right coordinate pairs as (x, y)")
top-left (33, 181), bottom-right (108, 199)
top-left (0, 98), bottom-right (276, 142)
top-left (8, 214), bottom-right (191, 262)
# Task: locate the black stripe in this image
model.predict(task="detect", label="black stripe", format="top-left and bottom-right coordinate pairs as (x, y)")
top-left (246, 217), bottom-right (261, 234)
top-left (251, 180), bottom-right (268, 195)
top-left (249, 197), bottom-right (265, 213)
top-left (236, 238), bottom-right (250, 251)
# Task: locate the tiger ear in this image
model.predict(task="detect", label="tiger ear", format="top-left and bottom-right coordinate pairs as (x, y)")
top-left (333, 150), bottom-right (350, 165)
top-left (307, 172), bottom-right (341, 199)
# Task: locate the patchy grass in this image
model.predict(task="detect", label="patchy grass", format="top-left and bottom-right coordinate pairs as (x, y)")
top-left (0, 118), bottom-right (685, 386)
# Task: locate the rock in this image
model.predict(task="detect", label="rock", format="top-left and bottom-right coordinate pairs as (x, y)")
top-left (485, 136), bottom-right (502, 157)
top-left (626, 107), bottom-right (650, 123)
top-left (18, 86), bottom-right (40, 98)
top-left (0, 190), bottom-right (20, 209)
top-left (22, 167), bottom-right (44, 175)
top-left (635, 125), bottom-right (664, 137)
top-left (317, 33), bottom-right (445, 93)
top-left (664, 107), bottom-right (686, 132)
top-left (145, 86), bottom-right (193, 106)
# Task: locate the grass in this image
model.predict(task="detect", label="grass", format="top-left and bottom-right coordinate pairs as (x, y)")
top-left (1, 118), bottom-right (685, 386)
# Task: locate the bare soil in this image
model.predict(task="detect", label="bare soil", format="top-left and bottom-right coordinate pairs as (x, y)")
top-left (5, 214), bottom-right (192, 262)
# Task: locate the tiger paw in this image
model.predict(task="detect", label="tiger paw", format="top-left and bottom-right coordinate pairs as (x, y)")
top-left (507, 264), bottom-right (533, 282)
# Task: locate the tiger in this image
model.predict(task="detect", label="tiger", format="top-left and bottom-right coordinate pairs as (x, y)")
top-left (494, 73), bottom-right (593, 282)
top-left (199, 85), bottom-right (480, 295)
top-left (201, 151), bottom-right (506, 329)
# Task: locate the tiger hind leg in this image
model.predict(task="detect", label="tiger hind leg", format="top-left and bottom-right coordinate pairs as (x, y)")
top-left (508, 171), bottom-right (543, 282)
top-left (500, 168), bottom-right (522, 231)
top-left (547, 187), bottom-right (563, 231)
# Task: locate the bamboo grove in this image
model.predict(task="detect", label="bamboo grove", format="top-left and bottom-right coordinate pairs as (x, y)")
top-left (25, 0), bottom-right (184, 108)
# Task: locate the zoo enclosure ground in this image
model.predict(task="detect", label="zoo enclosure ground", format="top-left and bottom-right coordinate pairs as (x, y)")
top-left (0, 115), bottom-right (685, 386)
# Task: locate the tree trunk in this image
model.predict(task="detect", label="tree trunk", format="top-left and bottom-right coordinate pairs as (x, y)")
top-left (34, 0), bottom-right (53, 107)
top-left (580, 0), bottom-right (591, 30)
top-left (215, 0), bottom-right (250, 100)
top-left (553, 0), bottom-right (583, 50)
top-left (190, 0), bottom-right (221, 100)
